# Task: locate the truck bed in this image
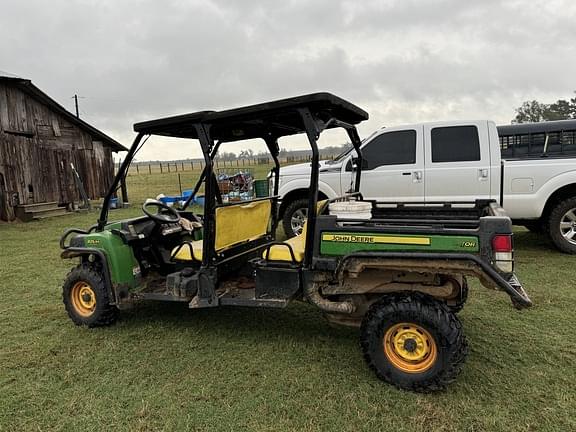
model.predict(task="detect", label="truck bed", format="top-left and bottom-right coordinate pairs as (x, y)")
top-left (363, 200), bottom-right (503, 230)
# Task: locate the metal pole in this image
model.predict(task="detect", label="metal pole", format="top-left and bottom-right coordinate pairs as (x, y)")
top-left (98, 133), bottom-right (144, 230)
top-left (74, 94), bottom-right (79, 118)
top-left (298, 108), bottom-right (320, 268)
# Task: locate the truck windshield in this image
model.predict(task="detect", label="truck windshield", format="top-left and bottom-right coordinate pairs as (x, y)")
top-left (326, 130), bottom-right (380, 164)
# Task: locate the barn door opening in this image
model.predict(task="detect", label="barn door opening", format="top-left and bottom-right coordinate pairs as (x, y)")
top-left (58, 153), bottom-right (68, 205)
top-left (0, 172), bottom-right (6, 221)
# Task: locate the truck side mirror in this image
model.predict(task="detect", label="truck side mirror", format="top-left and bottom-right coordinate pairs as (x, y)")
top-left (352, 157), bottom-right (367, 170)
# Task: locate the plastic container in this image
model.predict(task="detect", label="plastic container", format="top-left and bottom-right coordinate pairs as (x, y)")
top-left (158, 196), bottom-right (182, 207)
top-left (194, 195), bottom-right (205, 206)
top-left (109, 197), bottom-right (119, 209)
top-left (254, 179), bottom-right (269, 198)
top-left (328, 201), bottom-right (372, 220)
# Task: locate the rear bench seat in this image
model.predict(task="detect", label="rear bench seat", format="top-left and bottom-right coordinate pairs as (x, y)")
top-left (172, 199), bottom-right (272, 261)
top-left (263, 200), bottom-right (328, 263)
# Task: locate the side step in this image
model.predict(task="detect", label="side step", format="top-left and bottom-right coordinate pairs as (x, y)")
top-left (219, 288), bottom-right (289, 308)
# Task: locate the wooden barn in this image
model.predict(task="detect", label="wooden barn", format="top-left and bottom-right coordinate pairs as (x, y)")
top-left (0, 72), bottom-right (126, 222)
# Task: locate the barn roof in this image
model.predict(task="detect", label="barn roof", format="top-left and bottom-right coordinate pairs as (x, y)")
top-left (0, 72), bottom-right (127, 152)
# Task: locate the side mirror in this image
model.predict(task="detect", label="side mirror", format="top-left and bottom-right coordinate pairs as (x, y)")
top-left (352, 157), bottom-right (367, 169)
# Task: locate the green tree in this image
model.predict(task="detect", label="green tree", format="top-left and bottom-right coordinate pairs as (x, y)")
top-left (513, 92), bottom-right (576, 123)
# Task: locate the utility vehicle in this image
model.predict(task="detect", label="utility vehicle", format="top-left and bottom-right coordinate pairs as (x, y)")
top-left (60, 93), bottom-right (532, 392)
top-left (276, 118), bottom-right (576, 254)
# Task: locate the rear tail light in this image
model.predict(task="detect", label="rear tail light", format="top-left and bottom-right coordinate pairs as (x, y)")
top-left (492, 234), bottom-right (513, 273)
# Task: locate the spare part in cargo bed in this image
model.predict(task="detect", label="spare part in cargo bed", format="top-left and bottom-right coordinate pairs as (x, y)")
top-left (59, 92), bottom-right (531, 393)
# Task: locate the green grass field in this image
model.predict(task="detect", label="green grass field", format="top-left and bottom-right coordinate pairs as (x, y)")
top-left (1, 171), bottom-right (575, 431)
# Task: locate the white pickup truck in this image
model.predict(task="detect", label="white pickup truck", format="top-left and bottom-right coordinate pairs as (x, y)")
top-left (275, 119), bottom-right (576, 253)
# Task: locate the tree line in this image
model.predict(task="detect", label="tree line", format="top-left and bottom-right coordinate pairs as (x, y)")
top-left (513, 92), bottom-right (576, 123)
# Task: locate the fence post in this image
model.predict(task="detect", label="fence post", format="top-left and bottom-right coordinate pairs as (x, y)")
top-left (136, 164), bottom-right (139, 174)
top-left (148, 164), bottom-right (151, 174)
top-left (160, 163), bottom-right (163, 174)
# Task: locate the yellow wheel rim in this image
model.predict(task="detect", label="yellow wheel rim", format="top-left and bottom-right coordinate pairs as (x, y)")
top-left (383, 323), bottom-right (437, 373)
top-left (70, 282), bottom-right (96, 317)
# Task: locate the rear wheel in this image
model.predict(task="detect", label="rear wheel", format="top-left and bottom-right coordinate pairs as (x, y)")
top-left (360, 292), bottom-right (468, 392)
top-left (63, 263), bottom-right (118, 327)
top-left (547, 197), bottom-right (576, 254)
top-left (282, 198), bottom-right (308, 238)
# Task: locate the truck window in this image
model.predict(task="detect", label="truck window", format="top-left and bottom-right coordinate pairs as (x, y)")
top-left (431, 126), bottom-right (480, 163)
top-left (361, 130), bottom-right (416, 169)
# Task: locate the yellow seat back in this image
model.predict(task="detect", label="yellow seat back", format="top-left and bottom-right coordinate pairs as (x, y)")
top-left (215, 200), bottom-right (272, 251)
top-left (263, 199), bottom-right (327, 262)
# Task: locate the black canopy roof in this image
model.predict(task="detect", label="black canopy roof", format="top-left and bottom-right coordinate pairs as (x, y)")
top-left (498, 119), bottom-right (576, 136)
top-left (133, 92), bottom-right (368, 142)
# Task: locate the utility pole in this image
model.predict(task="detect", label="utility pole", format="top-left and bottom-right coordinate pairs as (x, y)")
top-left (73, 94), bottom-right (79, 118)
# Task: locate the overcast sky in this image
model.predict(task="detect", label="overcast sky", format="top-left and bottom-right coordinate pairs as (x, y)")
top-left (1, 0), bottom-right (575, 160)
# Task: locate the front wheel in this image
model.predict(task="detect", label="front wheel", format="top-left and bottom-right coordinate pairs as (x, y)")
top-left (63, 263), bottom-right (118, 327)
top-left (360, 292), bottom-right (468, 392)
top-left (547, 197), bottom-right (576, 254)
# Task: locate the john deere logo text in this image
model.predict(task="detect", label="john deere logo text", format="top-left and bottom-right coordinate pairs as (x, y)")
top-left (86, 239), bottom-right (100, 245)
top-left (322, 234), bottom-right (430, 246)
top-left (328, 234), bottom-right (375, 243)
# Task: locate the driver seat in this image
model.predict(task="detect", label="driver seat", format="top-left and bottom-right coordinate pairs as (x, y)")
top-left (172, 240), bottom-right (204, 261)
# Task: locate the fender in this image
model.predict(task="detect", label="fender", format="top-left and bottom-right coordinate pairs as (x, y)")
top-left (278, 177), bottom-right (340, 201)
top-left (504, 166), bottom-right (576, 219)
top-left (61, 247), bottom-right (117, 304)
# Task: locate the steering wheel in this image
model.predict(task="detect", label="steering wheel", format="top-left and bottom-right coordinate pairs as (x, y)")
top-left (142, 200), bottom-right (181, 224)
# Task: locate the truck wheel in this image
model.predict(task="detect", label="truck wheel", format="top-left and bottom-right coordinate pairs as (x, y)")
top-left (282, 198), bottom-right (308, 238)
top-left (446, 277), bottom-right (468, 313)
top-left (62, 263), bottom-right (118, 327)
top-left (547, 197), bottom-right (576, 254)
top-left (360, 292), bottom-right (468, 393)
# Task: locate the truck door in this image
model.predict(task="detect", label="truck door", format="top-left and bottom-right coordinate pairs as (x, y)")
top-left (344, 127), bottom-right (425, 201)
top-left (424, 122), bottom-right (491, 202)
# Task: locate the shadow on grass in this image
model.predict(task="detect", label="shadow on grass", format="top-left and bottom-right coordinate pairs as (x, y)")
top-left (115, 300), bottom-right (359, 343)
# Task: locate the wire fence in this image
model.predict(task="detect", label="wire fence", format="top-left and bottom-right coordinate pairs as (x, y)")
top-left (122, 155), bottom-right (320, 175)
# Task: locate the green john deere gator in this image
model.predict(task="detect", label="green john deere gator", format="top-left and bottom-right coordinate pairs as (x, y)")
top-left (60, 93), bottom-right (532, 392)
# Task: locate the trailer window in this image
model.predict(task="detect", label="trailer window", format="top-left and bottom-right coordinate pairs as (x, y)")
top-left (431, 126), bottom-right (480, 163)
top-left (361, 130), bottom-right (416, 169)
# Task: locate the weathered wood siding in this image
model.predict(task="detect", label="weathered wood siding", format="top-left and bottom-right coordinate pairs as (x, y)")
top-left (0, 82), bottom-right (114, 221)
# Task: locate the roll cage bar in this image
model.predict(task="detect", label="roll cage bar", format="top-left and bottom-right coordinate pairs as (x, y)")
top-left (98, 92), bottom-right (369, 269)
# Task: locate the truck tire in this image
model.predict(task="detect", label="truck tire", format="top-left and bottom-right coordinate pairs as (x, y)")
top-left (547, 197), bottom-right (576, 254)
top-left (282, 198), bottom-right (308, 238)
top-left (360, 292), bottom-right (468, 393)
top-left (62, 263), bottom-right (118, 327)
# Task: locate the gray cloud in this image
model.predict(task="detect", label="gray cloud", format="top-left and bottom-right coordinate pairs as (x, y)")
top-left (1, 0), bottom-right (574, 160)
